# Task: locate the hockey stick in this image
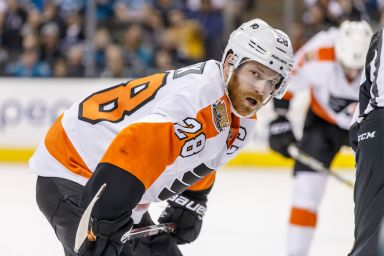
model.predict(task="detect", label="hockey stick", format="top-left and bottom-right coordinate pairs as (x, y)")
top-left (75, 183), bottom-right (107, 253)
top-left (128, 222), bottom-right (177, 240)
top-left (287, 145), bottom-right (355, 189)
top-left (74, 183), bottom-right (177, 252)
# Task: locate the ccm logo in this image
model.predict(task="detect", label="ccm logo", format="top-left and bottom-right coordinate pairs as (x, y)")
top-left (358, 131), bottom-right (376, 142)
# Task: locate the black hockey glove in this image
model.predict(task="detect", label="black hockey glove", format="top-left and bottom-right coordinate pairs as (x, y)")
top-left (131, 212), bottom-right (182, 256)
top-left (349, 122), bottom-right (360, 152)
top-left (77, 213), bottom-right (134, 256)
top-left (268, 115), bottom-right (297, 158)
top-left (132, 233), bottom-right (183, 256)
top-left (158, 190), bottom-right (207, 244)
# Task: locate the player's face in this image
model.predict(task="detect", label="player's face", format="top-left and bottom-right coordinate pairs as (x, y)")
top-left (341, 64), bottom-right (362, 81)
top-left (228, 60), bottom-right (281, 116)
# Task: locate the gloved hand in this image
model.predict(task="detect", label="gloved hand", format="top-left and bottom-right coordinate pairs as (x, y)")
top-left (268, 115), bottom-right (297, 158)
top-left (129, 211), bottom-right (182, 256)
top-left (77, 213), bottom-right (133, 256)
top-left (132, 233), bottom-right (183, 256)
top-left (349, 122), bottom-right (360, 152)
top-left (158, 191), bottom-right (207, 244)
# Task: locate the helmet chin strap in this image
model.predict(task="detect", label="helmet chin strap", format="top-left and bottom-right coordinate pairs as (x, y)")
top-left (225, 65), bottom-right (234, 86)
top-left (262, 94), bottom-right (273, 105)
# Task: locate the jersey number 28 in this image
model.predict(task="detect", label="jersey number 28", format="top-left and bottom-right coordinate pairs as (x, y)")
top-left (79, 73), bottom-right (168, 124)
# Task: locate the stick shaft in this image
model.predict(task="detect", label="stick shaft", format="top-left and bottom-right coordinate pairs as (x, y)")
top-left (288, 145), bottom-right (354, 188)
top-left (128, 223), bottom-right (176, 241)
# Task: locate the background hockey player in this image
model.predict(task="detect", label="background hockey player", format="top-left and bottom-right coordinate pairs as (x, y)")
top-left (268, 20), bottom-right (372, 256)
top-left (30, 18), bottom-right (294, 256)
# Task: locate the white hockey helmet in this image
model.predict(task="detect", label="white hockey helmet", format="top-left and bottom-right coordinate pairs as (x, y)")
top-left (221, 18), bottom-right (294, 99)
top-left (335, 20), bottom-right (373, 70)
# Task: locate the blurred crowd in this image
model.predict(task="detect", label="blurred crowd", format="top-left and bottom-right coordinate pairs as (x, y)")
top-left (0, 0), bottom-right (383, 78)
top-left (292, 0), bottom-right (384, 51)
top-left (0, 0), bottom-right (256, 77)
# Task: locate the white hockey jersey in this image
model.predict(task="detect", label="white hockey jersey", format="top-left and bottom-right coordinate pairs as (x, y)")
top-left (30, 60), bottom-right (256, 213)
top-left (286, 28), bottom-right (360, 130)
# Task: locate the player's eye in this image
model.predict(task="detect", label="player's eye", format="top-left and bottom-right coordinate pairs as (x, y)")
top-left (268, 80), bottom-right (277, 87)
top-left (251, 71), bottom-right (261, 79)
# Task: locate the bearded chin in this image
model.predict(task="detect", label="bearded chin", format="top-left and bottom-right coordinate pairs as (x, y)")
top-left (228, 77), bottom-right (258, 117)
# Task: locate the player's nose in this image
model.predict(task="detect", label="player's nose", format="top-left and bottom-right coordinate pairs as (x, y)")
top-left (253, 80), bottom-right (271, 96)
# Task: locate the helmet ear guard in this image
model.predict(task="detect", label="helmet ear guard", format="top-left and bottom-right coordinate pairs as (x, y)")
top-left (272, 77), bottom-right (289, 99)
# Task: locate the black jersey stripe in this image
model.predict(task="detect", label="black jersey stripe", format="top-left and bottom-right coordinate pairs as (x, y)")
top-left (359, 29), bottom-right (383, 120)
top-left (371, 29), bottom-right (383, 104)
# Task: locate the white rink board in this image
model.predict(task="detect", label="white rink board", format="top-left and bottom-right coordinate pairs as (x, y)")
top-left (0, 78), bottom-right (121, 147)
top-left (0, 78), bottom-right (309, 150)
top-left (0, 164), bottom-right (354, 256)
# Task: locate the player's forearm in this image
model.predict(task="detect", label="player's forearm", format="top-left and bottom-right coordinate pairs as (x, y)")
top-left (81, 162), bottom-right (145, 220)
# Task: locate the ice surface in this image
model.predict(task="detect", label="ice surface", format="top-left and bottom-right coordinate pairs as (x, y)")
top-left (0, 165), bottom-right (354, 256)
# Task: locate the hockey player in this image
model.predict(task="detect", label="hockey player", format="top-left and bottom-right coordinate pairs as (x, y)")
top-left (30, 18), bottom-right (294, 256)
top-left (349, 28), bottom-right (384, 255)
top-left (268, 20), bottom-right (372, 256)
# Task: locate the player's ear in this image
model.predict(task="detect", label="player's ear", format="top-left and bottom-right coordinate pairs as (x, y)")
top-left (223, 53), bottom-right (235, 75)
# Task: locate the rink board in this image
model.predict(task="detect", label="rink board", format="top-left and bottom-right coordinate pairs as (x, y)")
top-left (0, 147), bottom-right (354, 168)
top-left (0, 78), bottom-right (355, 168)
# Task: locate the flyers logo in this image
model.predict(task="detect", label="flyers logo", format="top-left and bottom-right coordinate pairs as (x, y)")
top-left (79, 73), bottom-right (168, 124)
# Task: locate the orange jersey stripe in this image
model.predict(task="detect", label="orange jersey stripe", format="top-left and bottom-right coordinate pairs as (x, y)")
top-left (188, 171), bottom-right (216, 191)
top-left (296, 47), bottom-right (335, 69)
top-left (101, 122), bottom-right (182, 189)
top-left (317, 47), bottom-right (335, 61)
top-left (101, 95), bottom-right (230, 189)
top-left (227, 114), bottom-right (239, 147)
top-left (44, 115), bottom-right (92, 179)
top-left (302, 47), bottom-right (335, 64)
top-left (290, 207), bottom-right (317, 227)
top-left (282, 91), bottom-right (293, 100)
top-left (310, 88), bottom-right (336, 125)
top-left (291, 48), bottom-right (335, 87)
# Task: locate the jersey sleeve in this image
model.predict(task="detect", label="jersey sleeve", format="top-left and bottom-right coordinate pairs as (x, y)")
top-left (82, 78), bottom-right (230, 220)
top-left (83, 97), bottom-right (220, 220)
top-left (188, 170), bottom-right (216, 192)
top-left (81, 113), bottom-right (185, 220)
top-left (100, 114), bottom-right (196, 189)
top-left (286, 29), bottom-right (337, 96)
